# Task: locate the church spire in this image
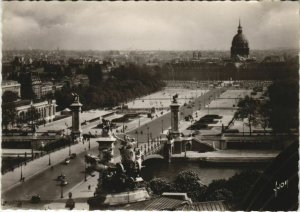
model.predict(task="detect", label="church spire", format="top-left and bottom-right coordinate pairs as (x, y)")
top-left (238, 19), bottom-right (242, 33)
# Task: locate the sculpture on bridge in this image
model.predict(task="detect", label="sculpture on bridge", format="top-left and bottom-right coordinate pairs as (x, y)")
top-left (71, 92), bottom-right (79, 102)
top-left (172, 94), bottom-right (179, 103)
top-left (85, 121), bottom-right (144, 196)
top-left (101, 119), bottom-right (111, 137)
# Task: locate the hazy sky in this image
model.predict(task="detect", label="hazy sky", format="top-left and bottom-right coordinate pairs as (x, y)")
top-left (2, 1), bottom-right (299, 51)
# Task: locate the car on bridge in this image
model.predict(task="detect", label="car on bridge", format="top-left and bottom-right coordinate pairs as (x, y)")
top-left (59, 179), bottom-right (68, 186)
top-left (57, 174), bottom-right (66, 181)
top-left (30, 194), bottom-right (41, 204)
top-left (70, 153), bottom-right (77, 159)
top-left (64, 158), bottom-right (71, 165)
top-left (192, 130), bottom-right (201, 136)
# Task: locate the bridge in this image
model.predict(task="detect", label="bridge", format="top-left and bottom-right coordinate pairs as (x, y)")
top-left (143, 154), bottom-right (164, 161)
top-left (140, 136), bottom-right (218, 164)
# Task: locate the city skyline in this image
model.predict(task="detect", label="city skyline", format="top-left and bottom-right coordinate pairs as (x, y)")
top-left (3, 1), bottom-right (299, 51)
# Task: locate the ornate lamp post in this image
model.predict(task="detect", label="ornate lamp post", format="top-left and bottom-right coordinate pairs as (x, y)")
top-left (84, 154), bottom-right (87, 182)
top-left (69, 139), bottom-right (71, 156)
top-left (147, 126), bottom-right (150, 147)
top-left (24, 152), bottom-right (27, 165)
top-left (20, 161), bottom-right (23, 182)
top-left (208, 97), bottom-right (211, 114)
top-left (65, 123), bottom-right (71, 156)
top-left (48, 151), bottom-right (51, 166)
top-left (61, 182), bottom-right (64, 199)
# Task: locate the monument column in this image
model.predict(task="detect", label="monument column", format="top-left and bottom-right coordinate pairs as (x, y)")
top-left (70, 94), bottom-right (82, 142)
top-left (170, 95), bottom-right (180, 138)
top-left (165, 94), bottom-right (184, 159)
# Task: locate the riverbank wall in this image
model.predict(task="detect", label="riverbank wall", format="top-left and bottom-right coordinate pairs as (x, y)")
top-left (171, 150), bottom-right (279, 166)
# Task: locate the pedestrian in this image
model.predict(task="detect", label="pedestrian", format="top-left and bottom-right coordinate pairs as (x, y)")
top-left (88, 185), bottom-right (91, 190)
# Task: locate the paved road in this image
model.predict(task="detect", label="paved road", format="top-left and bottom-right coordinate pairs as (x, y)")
top-left (2, 88), bottom-right (224, 202)
top-left (2, 146), bottom-right (99, 201)
top-left (127, 88), bottom-right (225, 144)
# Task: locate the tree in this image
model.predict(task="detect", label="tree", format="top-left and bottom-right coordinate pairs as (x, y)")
top-left (27, 106), bottom-right (41, 125)
top-left (2, 103), bottom-right (17, 130)
top-left (87, 64), bottom-right (103, 86)
top-left (226, 170), bottom-right (261, 206)
top-left (267, 80), bottom-right (298, 134)
top-left (149, 178), bottom-right (172, 195)
top-left (256, 101), bottom-right (271, 135)
top-left (205, 179), bottom-right (228, 197)
top-left (2, 91), bottom-right (18, 103)
top-left (19, 73), bottom-right (36, 99)
top-left (174, 170), bottom-right (206, 201)
top-left (54, 63), bottom-right (165, 111)
top-left (207, 188), bottom-right (233, 201)
top-left (235, 96), bottom-right (258, 135)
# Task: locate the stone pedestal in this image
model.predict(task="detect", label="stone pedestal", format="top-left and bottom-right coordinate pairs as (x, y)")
top-left (70, 96), bottom-right (83, 142)
top-left (88, 188), bottom-right (150, 210)
top-left (170, 103), bottom-right (180, 137)
top-left (163, 139), bottom-right (174, 163)
top-left (97, 136), bottom-right (116, 163)
top-left (173, 137), bottom-right (183, 154)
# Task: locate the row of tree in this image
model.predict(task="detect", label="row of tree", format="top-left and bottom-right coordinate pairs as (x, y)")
top-left (148, 170), bottom-right (261, 208)
top-left (55, 64), bottom-right (164, 111)
top-left (234, 79), bottom-right (298, 134)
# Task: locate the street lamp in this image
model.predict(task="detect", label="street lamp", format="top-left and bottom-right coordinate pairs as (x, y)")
top-left (69, 139), bottom-right (71, 156)
top-left (24, 152), bottom-right (27, 165)
top-left (88, 138), bottom-right (91, 150)
top-left (161, 119), bottom-right (164, 133)
top-left (48, 152), bottom-right (51, 166)
top-left (147, 126), bottom-right (150, 147)
top-left (61, 182), bottom-right (64, 199)
top-left (20, 161), bottom-right (23, 182)
top-left (84, 154), bottom-right (87, 182)
top-left (208, 98), bottom-right (210, 114)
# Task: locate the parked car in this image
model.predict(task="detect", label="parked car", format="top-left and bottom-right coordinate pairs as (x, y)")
top-left (64, 158), bottom-right (71, 164)
top-left (70, 153), bottom-right (77, 159)
top-left (57, 174), bottom-right (66, 181)
top-left (61, 180), bottom-right (68, 186)
top-left (30, 194), bottom-right (41, 203)
top-left (192, 130), bottom-right (201, 136)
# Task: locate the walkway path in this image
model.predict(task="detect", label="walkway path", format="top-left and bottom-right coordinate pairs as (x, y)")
top-left (43, 174), bottom-right (98, 210)
top-left (2, 109), bottom-right (168, 194)
top-left (1, 138), bottom-right (99, 193)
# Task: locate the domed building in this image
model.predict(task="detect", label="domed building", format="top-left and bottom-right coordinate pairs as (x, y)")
top-left (231, 20), bottom-right (249, 59)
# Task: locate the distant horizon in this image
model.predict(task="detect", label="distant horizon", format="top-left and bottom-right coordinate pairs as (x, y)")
top-left (3, 1), bottom-right (299, 51)
top-left (3, 47), bottom-right (298, 52)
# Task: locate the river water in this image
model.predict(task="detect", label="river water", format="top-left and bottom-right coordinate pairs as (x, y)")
top-left (141, 161), bottom-right (263, 185)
